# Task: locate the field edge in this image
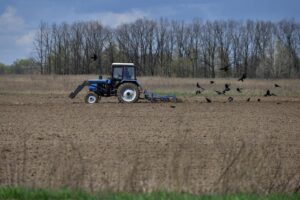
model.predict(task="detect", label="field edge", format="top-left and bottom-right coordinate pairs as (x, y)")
top-left (0, 187), bottom-right (299, 200)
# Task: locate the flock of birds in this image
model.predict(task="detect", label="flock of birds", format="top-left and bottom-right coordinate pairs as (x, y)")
top-left (195, 66), bottom-right (281, 103)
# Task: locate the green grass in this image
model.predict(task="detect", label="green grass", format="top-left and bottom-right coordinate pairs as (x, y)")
top-left (0, 187), bottom-right (299, 200)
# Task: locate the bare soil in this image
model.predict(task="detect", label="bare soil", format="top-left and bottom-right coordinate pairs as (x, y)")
top-left (0, 76), bottom-right (300, 194)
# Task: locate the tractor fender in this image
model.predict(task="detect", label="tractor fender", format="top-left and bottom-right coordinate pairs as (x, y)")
top-left (119, 80), bottom-right (140, 87)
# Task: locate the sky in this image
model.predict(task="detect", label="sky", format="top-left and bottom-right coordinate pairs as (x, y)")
top-left (0, 0), bottom-right (299, 65)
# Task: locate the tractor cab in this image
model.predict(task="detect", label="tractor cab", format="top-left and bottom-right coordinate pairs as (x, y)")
top-left (111, 63), bottom-right (136, 81)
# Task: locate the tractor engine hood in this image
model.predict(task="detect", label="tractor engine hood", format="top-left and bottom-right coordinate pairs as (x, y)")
top-left (87, 79), bottom-right (111, 84)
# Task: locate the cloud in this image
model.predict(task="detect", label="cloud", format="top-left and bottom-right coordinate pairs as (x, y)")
top-left (95, 10), bottom-right (150, 27)
top-left (0, 6), bottom-right (25, 33)
top-left (0, 6), bottom-right (34, 64)
top-left (15, 30), bottom-right (36, 46)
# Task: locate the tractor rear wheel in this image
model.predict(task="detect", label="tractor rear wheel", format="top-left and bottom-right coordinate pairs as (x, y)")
top-left (85, 93), bottom-right (99, 104)
top-left (117, 83), bottom-right (139, 103)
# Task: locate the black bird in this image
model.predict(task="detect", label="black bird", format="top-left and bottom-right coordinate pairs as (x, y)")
top-left (196, 82), bottom-right (205, 90)
top-left (196, 90), bottom-right (202, 95)
top-left (264, 89), bottom-right (271, 97)
top-left (236, 88), bottom-right (242, 93)
top-left (205, 97), bottom-right (212, 103)
top-left (238, 73), bottom-right (247, 82)
top-left (215, 90), bottom-right (223, 95)
top-left (210, 80), bottom-right (215, 84)
top-left (224, 83), bottom-right (231, 92)
top-left (264, 89), bottom-right (276, 97)
top-left (228, 96), bottom-right (233, 102)
top-left (274, 84), bottom-right (280, 88)
top-left (170, 105), bottom-right (176, 108)
top-left (91, 54), bottom-right (98, 61)
top-left (257, 98), bottom-right (261, 102)
top-left (247, 97), bottom-right (251, 102)
top-left (220, 65), bottom-right (230, 72)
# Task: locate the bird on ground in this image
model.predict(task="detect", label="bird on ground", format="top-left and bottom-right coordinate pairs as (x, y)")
top-left (210, 80), bottom-right (215, 84)
top-left (205, 97), bottom-right (212, 103)
top-left (247, 98), bottom-right (251, 102)
top-left (264, 90), bottom-right (271, 97)
top-left (196, 90), bottom-right (202, 95)
top-left (220, 65), bottom-right (230, 72)
top-left (236, 88), bottom-right (242, 93)
top-left (196, 82), bottom-right (205, 90)
top-left (257, 98), bottom-right (261, 102)
top-left (274, 84), bottom-right (280, 88)
top-left (170, 105), bottom-right (176, 108)
top-left (224, 83), bottom-right (231, 91)
top-left (91, 54), bottom-right (98, 61)
top-left (238, 73), bottom-right (247, 82)
top-left (228, 97), bottom-right (234, 102)
top-left (264, 89), bottom-right (276, 97)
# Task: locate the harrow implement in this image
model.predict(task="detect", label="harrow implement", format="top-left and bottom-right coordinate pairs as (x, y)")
top-left (143, 90), bottom-right (176, 103)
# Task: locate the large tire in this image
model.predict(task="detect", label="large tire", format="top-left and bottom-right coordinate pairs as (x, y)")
top-left (117, 83), bottom-right (139, 103)
top-left (85, 93), bottom-right (99, 104)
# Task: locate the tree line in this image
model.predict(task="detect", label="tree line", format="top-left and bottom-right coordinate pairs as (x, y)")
top-left (0, 59), bottom-right (37, 74)
top-left (32, 18), bottom-right (300, 78)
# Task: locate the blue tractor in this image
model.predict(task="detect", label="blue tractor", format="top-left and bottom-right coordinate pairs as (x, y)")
top-left (69, 62), bottom-right (176, 104)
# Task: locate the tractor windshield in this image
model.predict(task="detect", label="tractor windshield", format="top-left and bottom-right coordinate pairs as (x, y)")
top-left (113, 67), bottom-right (123, 79)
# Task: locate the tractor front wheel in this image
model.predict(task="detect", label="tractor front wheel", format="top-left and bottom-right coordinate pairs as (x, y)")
top-left (117, 83), bottom-right (139, 103)
top-left (85, 93), bottom-right (99, 104)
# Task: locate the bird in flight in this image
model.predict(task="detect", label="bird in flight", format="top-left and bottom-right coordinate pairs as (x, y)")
top-left (274, 84), bottom-right (280, 88)
top-left (205, 97), bottom-right (212, 103)
top-left (196, 82), bottom-right (205, 90)
top-left (215, 90), bottom-right (223, 95)
top-left (220, 65), bottom-right (230, 72)
top-left (91, 54), bottom-right (98, 61)
top-left (238, 73), bottom-right (247, 82)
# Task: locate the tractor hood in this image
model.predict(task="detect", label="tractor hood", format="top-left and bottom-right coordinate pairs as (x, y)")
top-left (88, 79), bottom-right (111, 84)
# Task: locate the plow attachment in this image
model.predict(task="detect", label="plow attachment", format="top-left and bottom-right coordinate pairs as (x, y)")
top-left (143, 90), bottom-right (176, 102)
top-left (69, 81), bottom-right (88, 99)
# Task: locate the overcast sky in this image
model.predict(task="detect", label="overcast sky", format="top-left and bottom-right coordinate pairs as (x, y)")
top-left (0, 0), bottom-right (299, 65)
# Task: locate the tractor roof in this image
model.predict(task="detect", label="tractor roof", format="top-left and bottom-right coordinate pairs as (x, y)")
top-left (112, 63), bottom-right (134, 66)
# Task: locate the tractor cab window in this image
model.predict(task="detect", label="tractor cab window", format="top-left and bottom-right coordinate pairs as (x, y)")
top-left (113, 67), bottom-right (123, 80)
top-left (124, 67), bottom-right (135, 80)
